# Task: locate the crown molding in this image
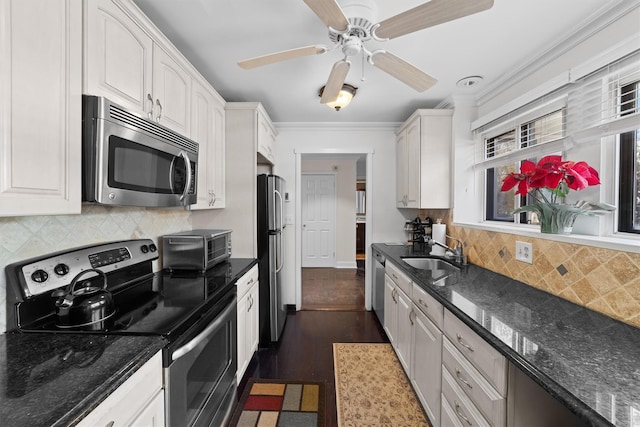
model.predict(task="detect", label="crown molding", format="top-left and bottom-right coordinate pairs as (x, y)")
top-left (273, 122), bottom-right (401, 132)
top-left (476, 0), bottom-right (639, 106)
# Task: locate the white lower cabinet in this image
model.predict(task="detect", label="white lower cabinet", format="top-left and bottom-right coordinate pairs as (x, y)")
top-left (78, 351), bottom-right (164, 427)
top-left (442, 368), bottom-right (492, 427)
top-left (383, 267), bottom-right (412, 373)
top-left (237, 265), bottom-right (259, 381)
top-left (411, 305), bottom-right (442, 425)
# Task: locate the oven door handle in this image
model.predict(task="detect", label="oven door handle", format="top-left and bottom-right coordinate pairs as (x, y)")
top-left (171, 299), bottom-right (235, 361)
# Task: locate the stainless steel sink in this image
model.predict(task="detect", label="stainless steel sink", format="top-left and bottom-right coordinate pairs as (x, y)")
top-left (401, 257), bottom-right (459, 271)
top-left (401, 257), bottom-right (460, 286)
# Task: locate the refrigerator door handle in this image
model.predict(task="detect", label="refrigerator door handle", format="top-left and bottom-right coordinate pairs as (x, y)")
top-left (275, 232), bottom-right (283, 273)
top-left (274, 189), bottom-right (284, 231)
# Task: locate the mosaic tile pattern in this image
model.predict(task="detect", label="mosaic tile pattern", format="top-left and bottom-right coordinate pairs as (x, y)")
top-left (0, 206), bottom-right (192, 333)
top-left (419, 210), bottom-right (640, 328)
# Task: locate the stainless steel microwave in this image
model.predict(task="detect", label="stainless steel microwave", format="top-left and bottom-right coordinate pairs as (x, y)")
top-left (162, 229), bottom-right (232, 271)
top-left (82, 95), bottom-right (198, 207)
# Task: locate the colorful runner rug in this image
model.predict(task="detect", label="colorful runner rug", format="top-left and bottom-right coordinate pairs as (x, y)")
top-left (229, 379), bottom-right (325, 427)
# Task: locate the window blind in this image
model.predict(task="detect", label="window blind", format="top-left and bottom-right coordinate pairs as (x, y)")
top-left (567, 50), bottom-right (640, 143)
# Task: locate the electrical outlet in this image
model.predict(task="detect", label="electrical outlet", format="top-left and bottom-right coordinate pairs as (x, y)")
top-left (515, 241), bottom-right (533, 264)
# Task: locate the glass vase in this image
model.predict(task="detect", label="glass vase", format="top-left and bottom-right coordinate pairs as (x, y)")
top-left (538, 204), bottom-right (579, 234)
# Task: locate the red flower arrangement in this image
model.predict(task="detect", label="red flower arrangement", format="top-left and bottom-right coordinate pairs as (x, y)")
top-left (500, 155), bottom-right (614, 234)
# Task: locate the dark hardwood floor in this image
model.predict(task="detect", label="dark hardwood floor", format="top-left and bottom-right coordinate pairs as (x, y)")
top-left (301, 268), bottom-right (365, 311)
top-left (238, 310), bottom-right (389, 427)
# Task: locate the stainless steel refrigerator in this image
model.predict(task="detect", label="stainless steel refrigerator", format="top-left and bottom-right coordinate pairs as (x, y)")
top-left (257, 174), bottom-right (286, 346)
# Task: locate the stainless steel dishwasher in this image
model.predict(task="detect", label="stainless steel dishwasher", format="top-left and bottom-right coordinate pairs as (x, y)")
top-left (372, 247), bottom-right (386, 325)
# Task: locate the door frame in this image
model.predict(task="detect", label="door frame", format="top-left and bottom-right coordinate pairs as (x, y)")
top-left (294, 149), bottom-right (374, 311)
top-left (301, 172), bottom-right (337, 268)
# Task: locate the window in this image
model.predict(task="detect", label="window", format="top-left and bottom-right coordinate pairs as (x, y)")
top-left (484, 110), bottom-right (565, 223)
top-left (618, 81), bottom-right (640, 234)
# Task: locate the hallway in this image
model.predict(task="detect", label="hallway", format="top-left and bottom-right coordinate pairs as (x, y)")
top-left (301, 268), bottom-right (365, 311)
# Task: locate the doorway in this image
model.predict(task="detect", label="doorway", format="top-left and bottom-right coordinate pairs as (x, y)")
top-left (301, 173), bottom-right (336, 268)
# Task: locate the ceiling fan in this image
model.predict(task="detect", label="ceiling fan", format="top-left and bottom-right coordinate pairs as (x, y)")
top-left (238, 0), bottom-right (494, 106)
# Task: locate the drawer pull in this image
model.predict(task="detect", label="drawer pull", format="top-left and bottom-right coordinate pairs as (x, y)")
top-left (455, 369), bottom-right (473, 389)
top-left (454, 401), bottom-right (473, 426)
top-left (419, 298), bottom-right (428, 309)
top-left (105, 422), bottom-right (115, 427)
top-left (392, 273), bottom-right (398, 280)
top-left (392, 289), bottom-right (398, 303)
top-left (456, 334), bottom-right (475, 352)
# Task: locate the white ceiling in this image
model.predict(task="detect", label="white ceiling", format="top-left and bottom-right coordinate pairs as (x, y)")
top-left (132, 0), bottom-right (617, 123)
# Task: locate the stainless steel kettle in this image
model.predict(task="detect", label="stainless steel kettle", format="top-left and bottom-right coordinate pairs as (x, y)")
top-left (54, 269), bottom-right (115, 330)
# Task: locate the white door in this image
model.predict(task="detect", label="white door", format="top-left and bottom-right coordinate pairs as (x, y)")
top-left (301, 174), bottom-right (335, 267)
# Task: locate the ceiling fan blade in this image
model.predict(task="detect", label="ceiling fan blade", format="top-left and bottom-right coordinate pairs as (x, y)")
top-left (238, 45), bottom-right (327, 69)
top-left (320, 60), bottom-right (351, 104)
top-left (375, 0), bottom-right (493, 40)
top-left (303, 0), bottom-right (349, 32)
top-left (371, 51), bottom-right (437, 92)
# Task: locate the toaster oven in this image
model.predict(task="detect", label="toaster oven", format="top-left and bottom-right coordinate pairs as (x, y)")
top-left (162, 229), bottom-right (232, 271)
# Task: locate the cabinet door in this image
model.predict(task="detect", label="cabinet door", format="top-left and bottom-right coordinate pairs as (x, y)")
top-left (210, 98), bottom-right (226, 208)
top-left (412, 306), bottom-right (442, 426)
top-left (152, 44), bottom-right (191, 136)
top-left (248, 282), bottom-right (260, 355)
top-left (129, 390), bottom-right (165, 427)
top-left (257, 110), bottom-right (275, 164)
top-left (0, 0), bottom-right (82, 216)
top-left (396, 131), bottom-right (407, 207)
top-left (405, 117), bottom-right (421, 208)
top-left (190, 80), bottom-right (216, 210)
top-left (237, 291), bottom-right (249, 381)
top-left (84, 0), bottom-right (153, 116)
top-left (383, 275), bottom-right (397, 345)
top-left (395, 289), bottom-right (412, 373)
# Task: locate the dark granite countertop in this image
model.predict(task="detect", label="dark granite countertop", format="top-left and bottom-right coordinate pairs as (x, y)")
top-left (0, 333), bottom-right (165, 427)
top-left (372, 243), bottom-right (640, 427)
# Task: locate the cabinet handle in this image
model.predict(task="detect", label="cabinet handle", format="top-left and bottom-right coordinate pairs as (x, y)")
top-left (391, 289), bottom-right (397, 303)
top-left (454, 401), bottom-right (473, 425)
top-left (248, 295), bottom-right (253, 312)
top-left (211, 191), bottom-right (217, 206)
top-left (409, 309), bottom-right (415, 326)
top-left (455, 369), bottom-right (473, 389)
top-left (419, 298), bottom-right (428, 309)
top-left (147, 93), bottom-right (154, 119)
top-left (155, 99), bottom-right (163, 122)
top-left (105, 422), bottom-right (115, 427)
top-left (392, 273), bottom-right (398, 280)
top-left (456, 334), bottom-right (475, 352)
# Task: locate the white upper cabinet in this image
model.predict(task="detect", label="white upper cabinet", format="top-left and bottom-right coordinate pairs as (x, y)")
top-left (190, 78), bottom-right (226, 210)
top-left (84, 0), bottom-right (191, 136)
top-left (396, 109), bottom-right (453, 209)
top-left (84, 0), bottom-right (153, 114)
top-left (257, 108), bottom-right (277, 165)
top-left (0, 0), bottom-right (82, 216)
top-left (151, 44), bottom-right (191, 136)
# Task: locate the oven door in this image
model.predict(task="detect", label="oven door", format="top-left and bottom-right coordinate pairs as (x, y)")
top-left (165, 290), bottom-right (237, 427)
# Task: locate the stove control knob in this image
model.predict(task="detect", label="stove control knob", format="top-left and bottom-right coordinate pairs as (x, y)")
top-left (31, 269), bottom-right (48, 283)
top-left (54, 263), bottom-right (69, 276)
top-left (141, 245), bottom-right (149, 254)
top-left (149, 243), bottom-right (157, 252)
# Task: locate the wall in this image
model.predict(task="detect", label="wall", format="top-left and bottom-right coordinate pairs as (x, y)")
top-left (0, 206), bottom-right (192, 333)
top-left (301, 157), bottom-right (357, 266)
top-left (273, 124), bottom-right (410, 308)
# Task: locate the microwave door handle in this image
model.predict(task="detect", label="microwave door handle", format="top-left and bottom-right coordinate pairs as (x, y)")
top-left (178, 151), bottom-right (192, 203)
top-left (171, 298), bottom-right (236, 361)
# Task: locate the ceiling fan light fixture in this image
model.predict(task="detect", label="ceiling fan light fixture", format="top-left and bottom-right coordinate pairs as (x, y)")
top-left (319, 83), bottom-right (357, 111)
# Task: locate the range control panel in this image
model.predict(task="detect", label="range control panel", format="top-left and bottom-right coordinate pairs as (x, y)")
top-left (19, 239), bottom-right (158, 298)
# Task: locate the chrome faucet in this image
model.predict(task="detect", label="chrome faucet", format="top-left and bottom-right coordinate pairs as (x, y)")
top-left (427, 234), bottom-right (465, 264)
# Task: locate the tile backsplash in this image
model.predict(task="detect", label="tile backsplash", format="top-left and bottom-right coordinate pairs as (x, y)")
top-left (415, 209), bottom-right (640, 329)
top-left (0, 205), bottom-right (192, 333)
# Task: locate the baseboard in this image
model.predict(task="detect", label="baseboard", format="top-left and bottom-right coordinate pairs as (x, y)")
top-left (336, 261), bottom-right (357, 269)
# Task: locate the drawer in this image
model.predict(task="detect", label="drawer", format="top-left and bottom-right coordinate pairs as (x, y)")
top-left (385, 261), bottom-right (412, 296)
top-left (443, 310), bottom-right (508, 395)
top-left (412, 282), bottom-right (443, 329)
top-left (236, 264), bottom-right (258, 298)
top-left (442, 368), bottom-right (492, 427)
top-left (443, 337), bottom-right (506, 426)
top-left (78, 351), bottom-right (163, 427)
